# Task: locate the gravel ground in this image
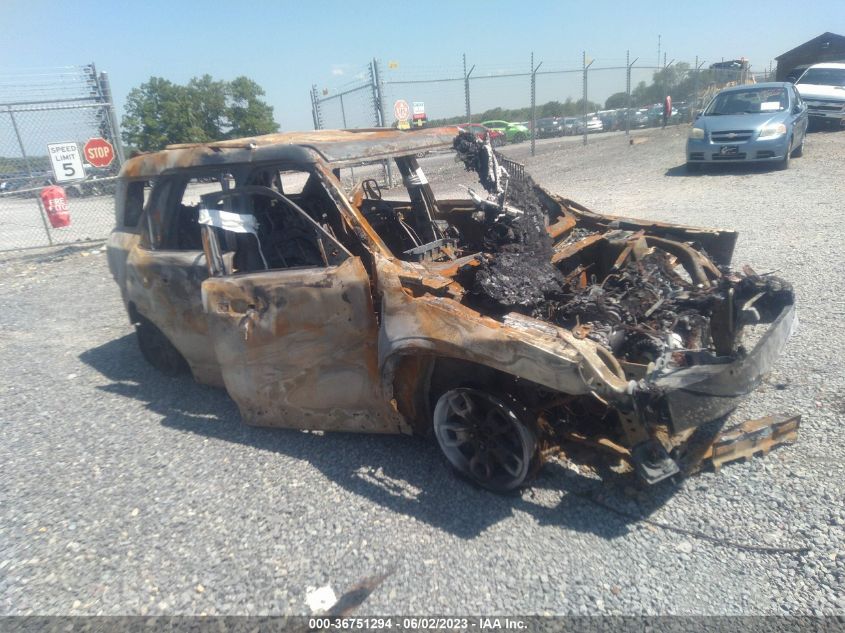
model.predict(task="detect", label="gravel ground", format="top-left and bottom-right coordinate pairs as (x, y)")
top-left (1, 127), bottom-right (844, 616)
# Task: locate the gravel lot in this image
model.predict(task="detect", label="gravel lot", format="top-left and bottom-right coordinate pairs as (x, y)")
top-left (1, 127), bottom-right (844, 616)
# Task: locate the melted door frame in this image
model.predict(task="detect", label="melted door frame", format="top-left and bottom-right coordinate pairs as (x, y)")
top-left (198, 188), bottom-right (403, 433)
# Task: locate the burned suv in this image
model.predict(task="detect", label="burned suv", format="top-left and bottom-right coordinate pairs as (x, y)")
top-left (107, 128), bottom-right (795, 492)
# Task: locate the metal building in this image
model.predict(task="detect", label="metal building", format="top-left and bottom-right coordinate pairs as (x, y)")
top-left (775, 32), bottom-right (845, 81)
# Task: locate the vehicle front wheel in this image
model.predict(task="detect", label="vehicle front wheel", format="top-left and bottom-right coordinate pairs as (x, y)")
top-left (433, 388), bottom-right (540, 493)
top-left (791, 137), bottom-right (804, 158)
top-left (512, 132), bottom-right (527, 144)
top-left (135, 317), bottom-right (189, 376)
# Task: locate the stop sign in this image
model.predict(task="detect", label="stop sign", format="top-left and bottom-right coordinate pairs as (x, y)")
top-left (83, 138), bottom-right (115, 168)
top-left (393, 99), bottom-right (410, 122)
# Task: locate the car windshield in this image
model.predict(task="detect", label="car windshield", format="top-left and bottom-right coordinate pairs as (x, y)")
top-left (705, 88), bottom-right (788, 115)
top-left (797, 68), bottom-right (845, 86)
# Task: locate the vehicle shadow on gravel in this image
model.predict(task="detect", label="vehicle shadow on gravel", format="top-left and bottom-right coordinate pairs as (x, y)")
top-left (80, 334), bottom-right (682, 541)
top-left (664, 163), bottom-right (780, 177)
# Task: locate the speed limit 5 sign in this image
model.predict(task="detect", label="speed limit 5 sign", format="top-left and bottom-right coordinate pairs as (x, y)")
top-left (47, 142), bottom-right (86, 183)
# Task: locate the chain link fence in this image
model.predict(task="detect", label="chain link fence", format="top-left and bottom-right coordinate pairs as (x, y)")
top-left (310, 54), bottom-right (773, 159)
top-left (0, 64), bottom-right (124, 252)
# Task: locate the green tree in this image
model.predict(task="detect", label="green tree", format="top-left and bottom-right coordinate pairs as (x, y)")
top-left (227, 76), bottom-right (279, 138)
top-left (604, 92), bottom-right (628, 109)
top-left (122, 75), bottom-right (279, 151)
top-left (187, 74), bottom-right (229, 141)
top-left (122, 77), bottom-right (189, 151)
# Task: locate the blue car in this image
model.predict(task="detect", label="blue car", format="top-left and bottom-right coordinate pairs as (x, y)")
top-left (686, 82), bottom-right (808, 172)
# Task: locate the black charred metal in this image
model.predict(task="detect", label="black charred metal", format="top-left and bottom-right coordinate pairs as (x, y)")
top-left (453, 132), bottom-right (794, 372)
top-left (453, 132), bottom-right (565, 310)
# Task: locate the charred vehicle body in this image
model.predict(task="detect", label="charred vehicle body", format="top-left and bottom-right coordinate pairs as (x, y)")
top-left (107, 128), bottom-right (796, 492)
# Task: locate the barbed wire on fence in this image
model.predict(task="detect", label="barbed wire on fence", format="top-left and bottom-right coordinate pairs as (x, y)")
top-left (310, 53), bottom-right (773, 153)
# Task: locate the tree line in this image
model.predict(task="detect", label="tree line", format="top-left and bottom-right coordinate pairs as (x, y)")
top-left (427, 97), bottom-right (603, 126)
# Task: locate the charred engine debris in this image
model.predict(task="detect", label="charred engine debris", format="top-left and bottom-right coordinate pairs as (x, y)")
top-left (452, 131), bottom-right (795, 371)
top-left (452, 131), bottom-right (565, 309)
top-left (451, 131), bottom-right (798, 483)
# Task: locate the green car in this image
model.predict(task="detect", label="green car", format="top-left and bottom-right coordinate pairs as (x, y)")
top-left (481, 120), bottom-right (529, 144)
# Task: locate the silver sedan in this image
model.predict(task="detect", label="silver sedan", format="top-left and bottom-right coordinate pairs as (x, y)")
top-left (686, 82), bottom-right (808, 171)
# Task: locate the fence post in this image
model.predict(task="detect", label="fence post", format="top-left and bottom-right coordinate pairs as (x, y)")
top-left (339, 93), bottom-right (348, 129)
top-left (625, 52), bottom-right (638, 137)
top-left (692, 56), bottom-right (699, 121)
top-left (582, 52), bottom-right (593, 146)
top-left (530, 53), bottom-right (542, 157)
top-left (369, 60), bottom-right (381, 127)
top-left (692, 57), bottom-right (705, 119)
top-left (7, 107), bottom-right (33, 177)
top-left (371, 58), bottom-right (392, 187)
top-left (625, 50), bottom-right (631, 137)
top-left (463, 53), bottom-right (475, 123)
top-left (98, 71), bottom-right (125, 166)
top-left (310, 84), bottom-right (321, 130)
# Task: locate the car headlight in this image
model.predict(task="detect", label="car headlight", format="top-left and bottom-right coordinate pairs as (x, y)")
top-left (688, 127), bottom-right (705, 140)
top-left (759, 123), bottom-right (787, 139)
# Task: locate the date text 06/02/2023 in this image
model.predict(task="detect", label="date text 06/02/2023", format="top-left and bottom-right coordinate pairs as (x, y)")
top-left (307, 617), bottom-right (528, 630)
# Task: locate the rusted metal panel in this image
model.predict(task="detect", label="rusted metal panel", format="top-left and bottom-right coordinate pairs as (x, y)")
top-left (556, 195), bottom-right (739, 267)
top-left (704, 413), bottom-right (801, 470)
top-left (376, 256), bottom-right (631, 402)
top-left (124, 245), bottom-right (222, 386)
top-left (200, 257), bottom-right (405, 433)
top-left (121, 128), bottom-right (460, 180)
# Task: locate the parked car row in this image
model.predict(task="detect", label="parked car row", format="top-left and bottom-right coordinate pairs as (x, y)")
top-left (529, 106), bottom-right (694, 139)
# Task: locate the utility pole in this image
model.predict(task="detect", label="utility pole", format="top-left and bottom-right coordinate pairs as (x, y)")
top-left (463, 53), bottom-right (475, 123)
top-left (530, 52), bottom-right (542, 156)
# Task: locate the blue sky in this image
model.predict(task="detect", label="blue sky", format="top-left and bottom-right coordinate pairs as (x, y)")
top-left (1, 0), bottom-right (840, 130)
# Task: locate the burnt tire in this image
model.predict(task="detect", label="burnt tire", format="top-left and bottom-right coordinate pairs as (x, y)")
top-left (432, 388), bottom-right (541, 493)
top-left (135, 317), bottom-right (189, 376)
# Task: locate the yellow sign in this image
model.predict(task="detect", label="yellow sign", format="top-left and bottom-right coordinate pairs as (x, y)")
top-left (388, 61), bottom-right (399, 69)
top-left (397, 120), bottom-right (410, 130)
